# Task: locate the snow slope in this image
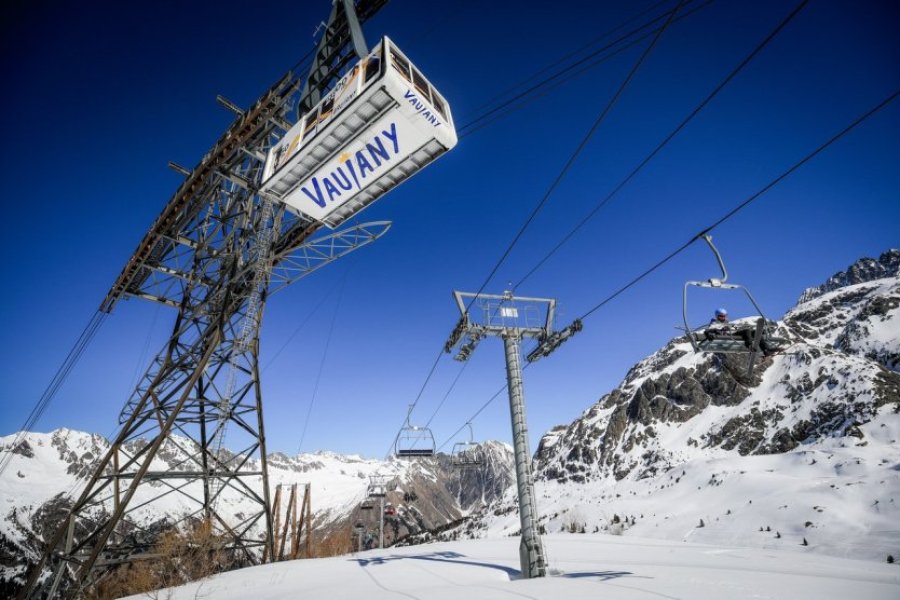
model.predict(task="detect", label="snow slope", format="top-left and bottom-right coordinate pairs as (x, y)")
top-left (122, 534), bottom-right (900, 600)
top-left (449, 251), bottom-right (900, 563)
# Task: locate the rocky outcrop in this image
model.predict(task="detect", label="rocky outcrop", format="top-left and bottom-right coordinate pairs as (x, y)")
top-left (534, 250), bottom-right (900, 485)
top-left (798, 249), bottom-right (900, 304)
top-left (0, 431), bottom-right (514, 592)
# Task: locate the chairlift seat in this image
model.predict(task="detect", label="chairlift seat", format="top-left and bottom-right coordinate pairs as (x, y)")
top-left (396, 448), bottom-right (435, 457)
top-left (697, 336), bottom-right (750, 353)
top-left (395, 423), bottom-right (436, 458)
top-left (451, 441), bottom-right (482, 468)
top-left (367, 487), bottom-right (386, 498)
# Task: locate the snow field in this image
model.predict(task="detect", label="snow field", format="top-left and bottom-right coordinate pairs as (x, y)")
top-left (122, 534), bottom-right (900, 600)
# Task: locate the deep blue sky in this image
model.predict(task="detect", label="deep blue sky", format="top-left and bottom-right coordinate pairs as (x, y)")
top-left (1, 0), bottom-right (897, 458)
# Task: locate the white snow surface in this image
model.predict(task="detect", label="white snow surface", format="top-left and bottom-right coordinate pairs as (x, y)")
top-left (479, 397), bottom-right (900, 564)
top-left (122, 534), bottom-right (900, 600)
top-left (0, 428), bottom-right (429, 549)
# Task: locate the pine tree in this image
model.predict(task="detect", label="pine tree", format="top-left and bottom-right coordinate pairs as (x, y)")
top-left (698, 519), bottom-right (705, 528)
top-left (802, 538), bottom-right (808, 546)
top-left (775, 531), bottom-right (781, 539)
top-left (888, 555), bottom-right (894, 564)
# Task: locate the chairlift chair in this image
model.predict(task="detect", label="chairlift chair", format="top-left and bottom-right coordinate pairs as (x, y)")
top-left (682, 235), bottom-right (789, 374)
top-left (394, 420), bottom-right (436, 458)
top-left (450, 422), bottom-right (482, 468)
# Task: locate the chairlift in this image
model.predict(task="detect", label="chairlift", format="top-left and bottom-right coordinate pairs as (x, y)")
top-left (367, 474), bottom-right (388, 498)
top-left (384, 503), bottom-right (396, 517)
top-left (394, 417), bottom-right (436, 458)
top-left (403, 490), bottom-right (418, 503)
top-left (360, 500), bottom-right (374, 511)
top-left (682, 235), bottom-right (789, 374)
top-left (450, 422), bottom-right (482, 468)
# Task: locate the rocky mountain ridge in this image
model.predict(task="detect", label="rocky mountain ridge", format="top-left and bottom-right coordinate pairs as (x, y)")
top-left (0, 430), bottom-right (514, 592)
top-left (798, 248), bottom-right (900, 304)
top-left (431, 250), bottom-right (900, 562)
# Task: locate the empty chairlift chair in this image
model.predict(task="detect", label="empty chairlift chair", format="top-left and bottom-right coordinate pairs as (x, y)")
top-left (450, 422), bottom-right (482, 468)
top-left (394, 421), bottom-right (436, 458)
top-left (366, 475), bottom-right (388, 498)
top-left (682, 235), bottom-right (790, 375)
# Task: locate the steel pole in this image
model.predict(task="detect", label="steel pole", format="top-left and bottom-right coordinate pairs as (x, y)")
top-left (379, 496), bottom-right (384, 549)
top-left (501, 332), bottom-right (546, 579)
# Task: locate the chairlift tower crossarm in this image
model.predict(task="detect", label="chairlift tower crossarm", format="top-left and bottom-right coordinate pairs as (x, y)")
top-left (21, 2), bottom-right (390, 598)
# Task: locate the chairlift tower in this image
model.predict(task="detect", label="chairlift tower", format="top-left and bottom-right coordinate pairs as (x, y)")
top-left (444, 290), bottom-right (581, 579)
top-left (20, 1), bottom-right (394, 597)
top-left (366, 474), bottom-right (388, 548)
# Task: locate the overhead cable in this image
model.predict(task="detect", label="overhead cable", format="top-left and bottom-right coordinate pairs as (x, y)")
top-left (297, 267), bottom-right (352, 452)
top-left (514, 0), bottom-right (811, 288)
top-left (457, 0), bottom-right (674, 124)
top-left (440, 88), bottom-right (900, 448)
top-left (466, 0), bottom-right (686, 306)
top-left (458, 0), bottom-right (712, 138)
top-left (578, 87), bottom-right (899, 321)
top-left (385, 0), bottom-right (687, 455)
top-left (0, 311), bottom-right (108, 479)
top-left (386, 1), bottom-right (689, 453)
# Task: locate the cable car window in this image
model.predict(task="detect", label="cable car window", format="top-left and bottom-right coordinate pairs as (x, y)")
top-left (365, 55), bottom-right (382, 83)
top-left (431, 93), bottom-right (447, 120)
top-left (304, 110), bottom-right (318, 133)
top-left (320, 98), bottom-right (334, 119)
top-left (412, 68), bottom-right (430, 100)
top-left (390, 49), bottom-right (411, 81)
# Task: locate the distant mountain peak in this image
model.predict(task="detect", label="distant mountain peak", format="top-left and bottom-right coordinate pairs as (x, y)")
top-left (798, 248), bottom-right (900, 304)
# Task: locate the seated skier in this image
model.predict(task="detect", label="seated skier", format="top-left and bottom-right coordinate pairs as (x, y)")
top-left (704, 308), bottom-right (782, 356)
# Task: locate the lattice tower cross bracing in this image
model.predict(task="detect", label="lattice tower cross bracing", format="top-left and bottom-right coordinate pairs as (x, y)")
top-left (20, 1), bottom-right (389, 598)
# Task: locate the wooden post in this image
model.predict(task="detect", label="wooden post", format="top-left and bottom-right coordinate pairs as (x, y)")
top-left (265, 485), bottom-right (283, 563)
top-left (277, 484), bottom-right (296, 560)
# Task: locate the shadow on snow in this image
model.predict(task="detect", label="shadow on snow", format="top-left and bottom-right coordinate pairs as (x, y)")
top-left (351, 551), bottom-right (645, 583)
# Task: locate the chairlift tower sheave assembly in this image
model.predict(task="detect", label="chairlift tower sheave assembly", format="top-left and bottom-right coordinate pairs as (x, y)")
top-left (22, 0), bottom-right (459, 596)
top-left (444, 290), bottom-right (581, 579)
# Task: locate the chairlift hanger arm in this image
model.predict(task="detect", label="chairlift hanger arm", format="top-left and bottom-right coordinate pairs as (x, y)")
top-left (700, 234), bottom-right (729, 284)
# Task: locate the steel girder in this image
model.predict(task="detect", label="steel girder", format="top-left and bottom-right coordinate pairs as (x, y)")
top-left (21, 1), bottom-right (389, 598)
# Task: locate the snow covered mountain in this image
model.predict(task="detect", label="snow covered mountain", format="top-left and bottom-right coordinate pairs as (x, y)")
top-left (0, 429), bottom-right (513, 593)
top-left (2, 250), bottom-right (898, 594)
top-left (440, 250), bottom-right (900, 562)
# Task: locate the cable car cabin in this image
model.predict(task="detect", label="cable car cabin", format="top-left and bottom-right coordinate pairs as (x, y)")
top-left (395, 424), bottom-right (436, 458)
top-left (360, 500), bottom-right (374, 511)
top-left (451, 441), bottom-right (482, 468)
top-left (260, 37), bottom-right (458, 229)
top-left (384, 504), bottom-right (396, 517)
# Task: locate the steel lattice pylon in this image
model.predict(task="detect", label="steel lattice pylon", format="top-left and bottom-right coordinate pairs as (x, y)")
top-left (21, 1), bottom-right (389, 598)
